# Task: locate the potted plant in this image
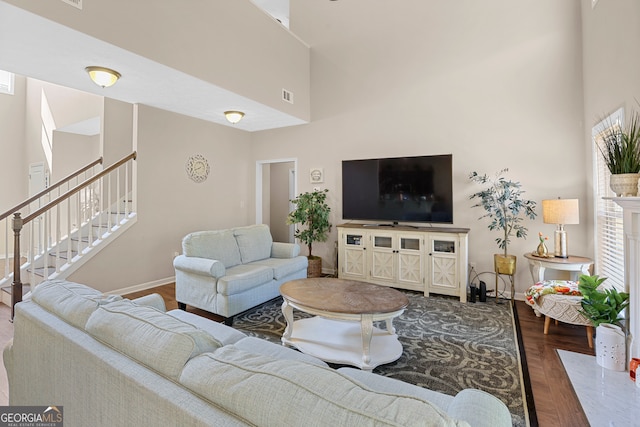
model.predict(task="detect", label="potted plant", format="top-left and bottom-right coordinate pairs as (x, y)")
top-left (577, 274), bottom-right (629, 370)
top-left (578, 274), bottom-right (629, 328)
top-left (598, 109), bottom-right (640, 196)
top-left (469, 169), bottom-right (537, 278)
top-left (286, 189), bottom-right (332, 277)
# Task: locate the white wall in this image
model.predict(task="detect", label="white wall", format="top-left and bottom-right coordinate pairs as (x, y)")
top-left (69, 104), bottom-right (253, 291)
top-left (0, 74), bottom-right (25, 209)
top-left (0, 74), bottom-right (25, 259)
top-left (102, 98), bottom-right (134, 167)
top-left (581, 0), bottom-right (640, 259)
top-left (51, 132), bottom-right (100, 182)
top-left (22, 78), bottom-right (102, 176)
top-left (253, 0), bottom-right (587, 297)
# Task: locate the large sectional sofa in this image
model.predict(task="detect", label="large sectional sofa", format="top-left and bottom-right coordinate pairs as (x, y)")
top-left (173, 224), bottom-right (308, 324)
top-left (3, 280), bottom-right (512, 427)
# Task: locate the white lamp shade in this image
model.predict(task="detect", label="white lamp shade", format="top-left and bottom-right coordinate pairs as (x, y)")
top-left (85, 66), bottom-right (121, 88)
top-left (542, 199), bottom-right (579, 225)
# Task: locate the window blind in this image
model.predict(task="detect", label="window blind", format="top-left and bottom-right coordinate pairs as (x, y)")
top-left (593, 108), bottom-right (625, 291)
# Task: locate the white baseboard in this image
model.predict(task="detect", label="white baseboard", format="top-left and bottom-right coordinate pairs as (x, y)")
top-left (322, 267), bottom-right (337, 276)
top-left (106, 276), bottom-right (175, 296)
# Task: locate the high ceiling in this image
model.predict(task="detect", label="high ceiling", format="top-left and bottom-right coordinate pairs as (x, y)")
top-left (0, 0), bottom-right (304, 132)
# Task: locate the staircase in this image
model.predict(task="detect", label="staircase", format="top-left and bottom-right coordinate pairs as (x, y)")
top-left (0, 152), bottom-right (137, 313)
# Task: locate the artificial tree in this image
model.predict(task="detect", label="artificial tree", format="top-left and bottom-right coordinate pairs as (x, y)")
top-left (469, 169), bottom-right (537, 300)
top-left (469, 168), bottom-right (537, 257)
top-left (286, 189), bottom-right (332, 277)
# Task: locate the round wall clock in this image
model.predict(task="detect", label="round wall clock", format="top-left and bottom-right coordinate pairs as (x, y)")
top-left (185, 154), bottom-right (210, 183)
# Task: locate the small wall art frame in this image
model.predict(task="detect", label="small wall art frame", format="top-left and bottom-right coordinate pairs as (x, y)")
top-left (310, 167), bottom-right (324, 183)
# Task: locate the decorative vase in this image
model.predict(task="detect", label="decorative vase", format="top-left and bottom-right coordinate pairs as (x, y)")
top-left (609, 173), bottom-right (640, 197)
top-left (536, 241), bottom-right (548, 257)
top-left (595, 323), bottom-right (626, 371)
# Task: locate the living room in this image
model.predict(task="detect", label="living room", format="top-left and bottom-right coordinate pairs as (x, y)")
top-left (2, 0), bottom-right (628, 296)
top-left (0, 0), bottom-right (638, 425)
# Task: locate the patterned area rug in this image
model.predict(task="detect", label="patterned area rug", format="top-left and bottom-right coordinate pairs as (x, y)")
top-left (233, 290), bottom-right (529, 426)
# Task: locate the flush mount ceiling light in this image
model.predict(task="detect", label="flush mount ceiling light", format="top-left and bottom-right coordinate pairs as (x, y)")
top-left (85, 66), bottom-right (121, 88)
top-left (224, 110), bottom-right (245, 124)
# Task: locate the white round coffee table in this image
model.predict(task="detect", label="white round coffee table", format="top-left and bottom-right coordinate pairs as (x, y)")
top-left (280, 277), bottom-right (409, 371)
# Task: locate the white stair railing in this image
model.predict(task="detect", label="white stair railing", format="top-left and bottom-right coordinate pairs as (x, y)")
top-left (7, 152), bottom-right (137, 318)
top-left (1, 157), bottom-right (104, 287)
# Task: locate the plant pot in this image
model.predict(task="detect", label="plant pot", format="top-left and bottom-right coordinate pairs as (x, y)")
top-left (494, 254), bottom-right (516, 275)
top-left (595, 323), bottom-right (626, 371)
top-left (609, 173), bottom-right (640, 197)
top-left (307, 256), bottom-right (322, 278)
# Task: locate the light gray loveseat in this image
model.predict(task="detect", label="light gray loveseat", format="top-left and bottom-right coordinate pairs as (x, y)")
top-left (4, 280), bottom-right (512, 427)
top-left (173, 224), bottom-right (308, 325)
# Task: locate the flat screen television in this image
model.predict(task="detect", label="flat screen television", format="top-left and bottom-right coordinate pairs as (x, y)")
top-left (342, 154), bottom-right (453, 224)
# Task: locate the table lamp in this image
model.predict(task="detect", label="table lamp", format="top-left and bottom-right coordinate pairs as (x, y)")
top-left (542, 198), bottom-right (579, 258)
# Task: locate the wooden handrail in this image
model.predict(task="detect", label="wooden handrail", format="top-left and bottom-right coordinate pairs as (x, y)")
top-left (23, 152), bottom-right (137, 225)
top-left (0, 157), bottom-right (103, 222)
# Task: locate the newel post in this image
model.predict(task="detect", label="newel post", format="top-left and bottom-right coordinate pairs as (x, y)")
top-left (11, 213), bottom-right (23, 320)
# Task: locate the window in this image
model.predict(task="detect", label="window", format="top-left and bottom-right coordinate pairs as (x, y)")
top-left (0, 70), bottom-right (14, 95)
top-left (592, 108), bottom-right (625, 291)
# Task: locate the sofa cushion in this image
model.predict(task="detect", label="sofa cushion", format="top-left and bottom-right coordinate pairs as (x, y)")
top-left (233, 336), bottom-right (328, 367)
top-left (31, 279), bottom-right (122, 329)
top-left (249, 256), bottom-right (308, 280)
top-left (167, 309), bottom-right (247, 345)
top-left (336, 367), bottom-right (454, 411)
top-left (233, 224), bottom-right (273, 264)
top-left (217, 264), bottom-right (274, 296)
top-left (180, 346), bottom-right (465, 427)
top-left (182, 230), bottom-right (242, 268)
top-left (85, 300), bottom-right (222, 380)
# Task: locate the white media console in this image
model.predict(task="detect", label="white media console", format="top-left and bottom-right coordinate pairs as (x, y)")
top-left (337, 223), bottom-right (469, 302)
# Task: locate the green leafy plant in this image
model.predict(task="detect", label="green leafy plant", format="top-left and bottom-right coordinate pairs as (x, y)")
top-left (598, 109), bottom-right (640, 174)
top-left (286, 189), bottom-right (332, 258)
top-left (578, 274), bottom-right (629, 328)
top-left (468, 169), bottom-right (537, 256)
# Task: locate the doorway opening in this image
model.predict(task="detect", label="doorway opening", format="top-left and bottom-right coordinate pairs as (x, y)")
top-left (255, 158), bottom-right (297, 243)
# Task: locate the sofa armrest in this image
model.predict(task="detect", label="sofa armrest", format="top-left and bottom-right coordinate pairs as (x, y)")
top-left (271, 242), bottom-right (300, 258)
top-left (131, 293), bottom-right (167, 312)
top-left (173, 255), bottom-right (225, 278)
top-left (447, 389), bottom-right (511, 427)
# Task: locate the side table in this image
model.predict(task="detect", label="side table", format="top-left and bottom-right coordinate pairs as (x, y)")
top-left (523, 253), bottom-right (593, 284)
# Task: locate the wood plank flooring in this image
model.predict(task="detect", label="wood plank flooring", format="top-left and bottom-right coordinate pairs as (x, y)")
top-left (515, 299), bottom-right (593, 427)
top-left (0, 285), bottom-right (595, 426)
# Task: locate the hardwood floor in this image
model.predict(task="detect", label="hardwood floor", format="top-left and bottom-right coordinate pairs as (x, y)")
top-left (0, 285), bottom-right (594, 426)
top-left (515, 299), bottom-right (593, 427)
